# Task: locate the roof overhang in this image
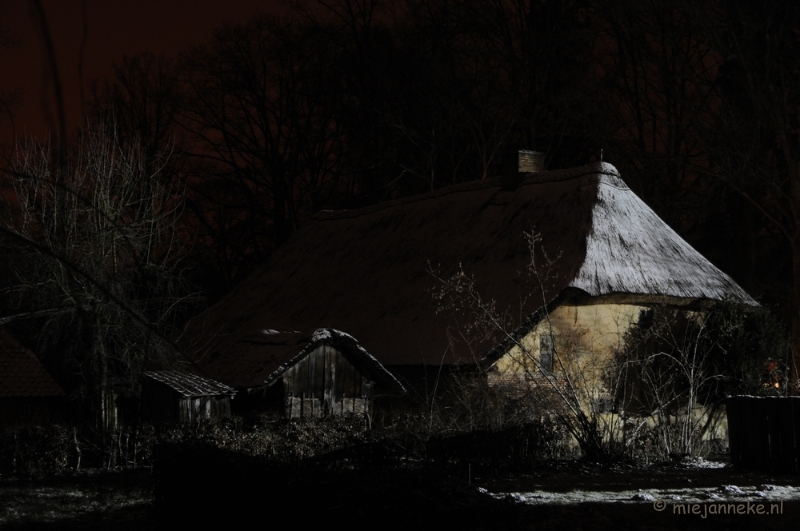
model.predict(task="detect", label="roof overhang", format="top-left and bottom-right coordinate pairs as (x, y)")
top-left (480, 288), bottom-right (762, 369)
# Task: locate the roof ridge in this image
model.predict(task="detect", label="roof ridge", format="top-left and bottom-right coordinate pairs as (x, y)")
top-left (312, 162), bottom-right (619, 222)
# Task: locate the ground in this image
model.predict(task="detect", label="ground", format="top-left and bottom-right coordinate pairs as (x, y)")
top-left (1, 458), bottom-right (800, 530)
top-left (0, 469), bottom-right (155, 530)
top-left (480, 458), bottom-right (800, 530)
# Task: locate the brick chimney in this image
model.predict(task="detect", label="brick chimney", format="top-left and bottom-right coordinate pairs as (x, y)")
top-left (501, 149), bottom-right (543, 190)
top-left (518, 150), bottom-right (544, 173)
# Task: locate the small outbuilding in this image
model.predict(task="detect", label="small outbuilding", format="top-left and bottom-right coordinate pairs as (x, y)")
top-left (185, 328), bottom-right (405, 418)
top-left (0, 328), bottom-right (65, 431)
top-left (141, 371), bottom-right (237, 424)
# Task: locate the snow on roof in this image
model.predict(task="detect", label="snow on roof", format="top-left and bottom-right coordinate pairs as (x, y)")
top-left (181, 162), bottom-right (756, 367)
top-left (143, 370), bottom-right (236, 398)
top-left (0, 328), bottom-right (64, 398)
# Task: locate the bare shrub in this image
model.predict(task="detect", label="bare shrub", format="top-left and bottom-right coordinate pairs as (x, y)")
top-left (611, 303), bottom-right (788, 459)
top-left (427, 231), bottom-right (622, 460)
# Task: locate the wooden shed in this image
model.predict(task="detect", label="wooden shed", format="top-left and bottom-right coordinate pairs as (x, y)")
top-left (0, 328), bottom-right (65, 432)
top-left (141, 371), bottom-right (236, 424)
top-left (186, 328), bottom-right (405, 418)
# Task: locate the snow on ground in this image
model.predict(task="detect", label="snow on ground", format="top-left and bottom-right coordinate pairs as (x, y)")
top-left (486, 458), bottom-right (800, 507)
top-left (489, 484), bottom-right (800, 506)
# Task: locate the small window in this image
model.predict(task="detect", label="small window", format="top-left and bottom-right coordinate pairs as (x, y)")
top-left (591, 396), bottom-right (615, 414)
top-left (539, 334), bottom-right (554, 373)
top-left (638, 309), bottom-right (654, 330)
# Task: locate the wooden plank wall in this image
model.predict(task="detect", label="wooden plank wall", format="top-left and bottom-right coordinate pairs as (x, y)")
top-left (143, 378), bottom-right (232, 425)
top-left (726, 396), bottom-right (800, 474)
top-left (178, 396), bottom-right (232, 424)
top-left (282, 346), bottom-right (374, 418)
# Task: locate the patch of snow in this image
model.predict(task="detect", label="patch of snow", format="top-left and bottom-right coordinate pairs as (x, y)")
top-left (488, 484), bottom-right (800, 506)
top-left (504, 493), bottom-right (527, 504)
top-left (310, 328), bottom-right (334, 342)
top-left (718, 485), bottom-right (745, 496)
top-left (678, 456), bottom-right (726, 469)
top-left (596, 162), bottom-right (621, 176)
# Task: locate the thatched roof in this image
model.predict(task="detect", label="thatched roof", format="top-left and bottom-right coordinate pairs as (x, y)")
top-left (181, 162), bottom-right (756, 367)
top-left (187, 328), bottom-right (405, 395)
top-left (0, 328), bottom-right (64, 398)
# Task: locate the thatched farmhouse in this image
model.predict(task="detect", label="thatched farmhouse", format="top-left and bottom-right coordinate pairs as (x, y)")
top-left (182, 328), bottom-right (404, 418)
top-left (0, 328), bottom-right (65, 431)
top-left (180, 160), bottom-right (756, 420)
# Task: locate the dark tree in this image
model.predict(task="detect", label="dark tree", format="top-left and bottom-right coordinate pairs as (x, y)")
top-left (695, 1), bottom-right (800, 390)
top-left (179, 15), bottom-right (349, 286)
top-left (0, 120), bottom-right (196, 430)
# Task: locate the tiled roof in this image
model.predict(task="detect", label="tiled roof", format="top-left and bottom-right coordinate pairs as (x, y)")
top-left (0, 328), bottom-right (65, 398)
top-left (143, 370), bottom-right (237, 398)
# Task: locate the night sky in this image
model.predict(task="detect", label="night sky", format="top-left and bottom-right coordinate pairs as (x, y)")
top-left (0, 0), bottom-right (278, 143)
top-left (0, 0), bottom-right (796, 377)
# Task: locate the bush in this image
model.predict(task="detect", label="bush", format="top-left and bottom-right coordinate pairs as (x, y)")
top-left (155, 414), bottom-right (372, 463)
top-left (0, 415), bottom-right (374, 477)
top-left (425, 418), bottom-right (573, 468)
top-left (0, 426), bottom-right (71, 476)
